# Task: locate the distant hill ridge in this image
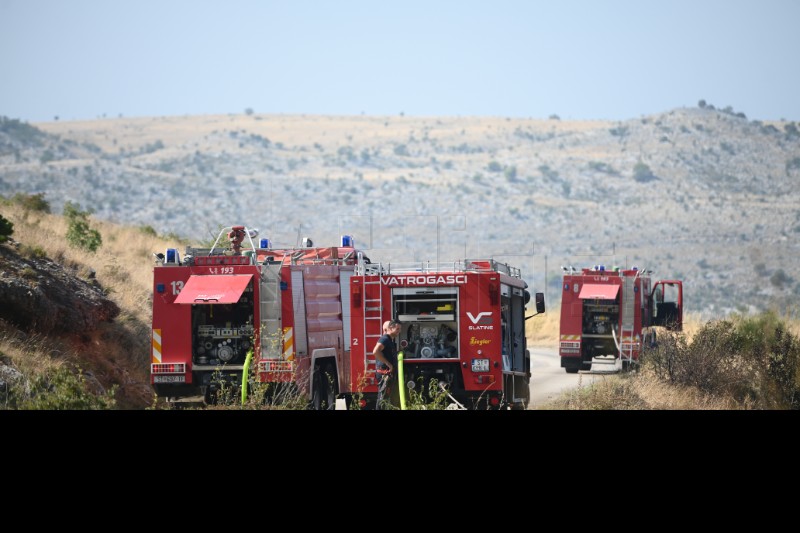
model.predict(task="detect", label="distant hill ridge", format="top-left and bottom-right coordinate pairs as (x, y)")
top-left (1, 106), bottom-right (799, 317)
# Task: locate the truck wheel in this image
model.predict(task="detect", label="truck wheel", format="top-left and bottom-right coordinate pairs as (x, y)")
top-left (622, 360), bottom-right (638, 372)
top-left (509, 398), bottom-right (528, 410)
top-left (311, 362), bottom-right (338, 410)
top-left (562, 358), bottom-right (581, 374)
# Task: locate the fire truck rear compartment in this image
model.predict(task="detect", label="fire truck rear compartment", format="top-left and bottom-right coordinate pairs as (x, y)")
top-left (581, 301), bottom-right (619, 362)
top-left (190, 286), bottom-right (255, 367)
top-left (395, 288), bottom-right (459, 360)
top-left (181, 284), bottom-right (255, 403)
top-left (391, 286), bottom-right (515, 409)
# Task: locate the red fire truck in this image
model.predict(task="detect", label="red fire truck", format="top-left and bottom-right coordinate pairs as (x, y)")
top-left (558, 265), bottom-right (682, 373)
top-left (150, 225), bottom-right (545, 409)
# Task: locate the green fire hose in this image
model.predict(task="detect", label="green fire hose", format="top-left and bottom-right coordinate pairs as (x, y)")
top-left (241, 349), bottom-right (253, 406)
top-left (397, 350), bottom-right (406, 410)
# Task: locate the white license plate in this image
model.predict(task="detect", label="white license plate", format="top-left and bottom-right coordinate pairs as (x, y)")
top-left (153, 375), bottom-right (186, 383)
top-left (471, 358), bottom-right (489, 372)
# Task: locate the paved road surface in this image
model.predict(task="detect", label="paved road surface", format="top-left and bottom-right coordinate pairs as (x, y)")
top-left (528, 347), bottom-right (617, 409)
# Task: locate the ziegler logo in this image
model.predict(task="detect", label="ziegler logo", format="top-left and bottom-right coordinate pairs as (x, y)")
top-left (467, 311), bottom-right (493, 330)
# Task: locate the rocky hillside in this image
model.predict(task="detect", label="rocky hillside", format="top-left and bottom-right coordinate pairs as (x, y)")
top-left (1, 107), bottom-right (799, 318)
top-left (0, 203), bottom-right (167, 409)
top-left (0, 240), bottom-right (119, 333)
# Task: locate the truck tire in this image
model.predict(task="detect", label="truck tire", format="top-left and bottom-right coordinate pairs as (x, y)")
top-left (562, 358), bottom-right (581, 374)
top-left (311, 362), bottom-right (338, 410)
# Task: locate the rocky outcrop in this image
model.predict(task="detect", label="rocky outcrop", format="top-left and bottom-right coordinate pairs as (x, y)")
top-left (0, 241), bottom-right (119, 335)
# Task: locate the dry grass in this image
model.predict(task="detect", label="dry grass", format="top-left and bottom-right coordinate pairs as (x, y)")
top-left (526, 309), bottom-right (560, 348)
top-left (36, 114), bottom-right (609, 154)
top-left (0, 328), bottom-right (66, 376)
top-left (1, 201), bottom-right (175, 408)
top-left (536, 309), bottom-right (800, 410)
top-left (539, 367), bottom-right (742, 410)
top-left (527, 307), bottom-right (798, 410)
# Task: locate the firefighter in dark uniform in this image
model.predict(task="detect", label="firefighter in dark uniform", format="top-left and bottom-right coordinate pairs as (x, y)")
top-left (373, 319), bottom-right (402, 410)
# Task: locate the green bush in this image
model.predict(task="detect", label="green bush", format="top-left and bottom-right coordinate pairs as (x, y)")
top-left (393, 144), bottom-right (409, 156)
top-left (730, 311), bottom-right (800, 409)
top-left (20, 244), bottom-right (46, 259)
top-left (63, 201), bottom-right (102, 253)
top-left (588, 161), bottom-right (618, 175)
top-left (6, 366), bottom-right (117, 410)
top-left (138, 225), bottom-right (158, 237)
top-left (786, 156), bottom-right (800, 174)
top-left (504, 166), bottom-right (518, 181)
top-left (609, 125), bottom-right (629, 137)
top-left (12, 192), bottom-right (51, 213)
top-left (404, 377), bottom-right (457, 410)
top-left (633, 162), bottom-right (657, 183)
top-left (643, 311), bottom-right (800, 409)
top-left (0, 214), bottom-right (13, 243)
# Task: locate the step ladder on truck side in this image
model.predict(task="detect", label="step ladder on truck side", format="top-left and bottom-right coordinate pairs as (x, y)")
top-left (617, 273), bottom-right (637, 372)
top-left (357, 252), bottom-right (385, 389)
top-left (259, 261), bottom-right (285, 366)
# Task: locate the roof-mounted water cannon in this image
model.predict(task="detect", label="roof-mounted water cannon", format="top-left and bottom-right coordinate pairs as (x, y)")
top-left (227, 226), bottom-right (259, 254)
top-left (228, 226), bottom-right (246, 254)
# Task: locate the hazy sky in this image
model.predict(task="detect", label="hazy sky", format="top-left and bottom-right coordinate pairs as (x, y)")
top-left (2, 0), bottom-right (798, 123)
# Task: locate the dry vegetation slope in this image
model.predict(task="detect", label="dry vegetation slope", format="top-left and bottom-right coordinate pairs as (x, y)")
top-left (0, 202), bottom-right (174, 409)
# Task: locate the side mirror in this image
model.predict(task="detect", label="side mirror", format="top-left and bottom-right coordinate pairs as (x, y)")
top-left (526, 292), bottom-right (546, 320)
top-left (535, 292), bottom-right (545, 314)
